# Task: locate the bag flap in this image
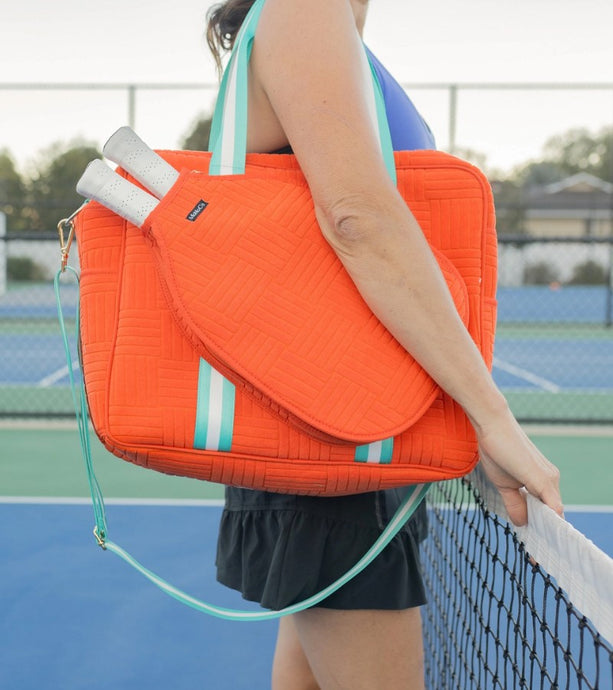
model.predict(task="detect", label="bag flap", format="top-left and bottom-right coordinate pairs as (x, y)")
top-left (132, 149), bottom-right (484, 444)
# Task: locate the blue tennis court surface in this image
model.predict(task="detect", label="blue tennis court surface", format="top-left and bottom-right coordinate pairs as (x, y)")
top-left (1, 281), bottom-right (612, 688)
top-left (496, 286), bottom-right (612, 324)
top-left (0, 282), bottom-right (78, 320)
top-left (1, 278), bottom-right (610, 322)
top-left (1, 284), bottom-right (612, 394)
top-left (0, 332), bottom-right (80, 386)
top-left (1, 331), bottom-right (610, 390)
top-left (1, 501), bottom-right (611, 690)
top-left (0, 503), bottom-right (278, 690)
top-left (493, 338), bottom-right (612, 391)
top-left (2, 332), bottom-right (611, 396)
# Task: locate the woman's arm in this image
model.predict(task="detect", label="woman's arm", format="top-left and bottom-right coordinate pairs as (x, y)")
top-left (250, 0), bottom-right (562, 525)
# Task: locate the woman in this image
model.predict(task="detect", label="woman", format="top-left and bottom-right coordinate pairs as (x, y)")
top-left (207, 1), bottom-right (564, 688)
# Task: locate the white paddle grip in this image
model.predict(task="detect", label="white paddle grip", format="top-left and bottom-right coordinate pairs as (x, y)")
top-left (103, 126), bottom-right (179, 198)
top-left (76, 159), bottom-right (159, 228)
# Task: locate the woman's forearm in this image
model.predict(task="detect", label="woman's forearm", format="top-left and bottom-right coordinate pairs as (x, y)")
top-left (317, 195), bottom-right (508, 429)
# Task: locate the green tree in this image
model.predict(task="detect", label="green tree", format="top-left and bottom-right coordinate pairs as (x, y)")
top-left (7, 256), bottom-right (48, 281)
top-left (26, 139), bottom-right (101, 232)
top-left (512, 126), bottom-right (613, 187)
top-left (512, 160), bottom-right (567, 188)
top-left (567, 260), bottom-right (608, 285)
top-left (491, 179), bottom-right (526, 236)
top-left (0, 149), bottom-right (27, 232)
top-left (452, 146), bottom-right (488, 172)
top-left (181, 115), bottom-right (214, 152)
top-left (523, 261), bottom-right (560, 285)
top-left (542, 127), bottom-right (612, 182)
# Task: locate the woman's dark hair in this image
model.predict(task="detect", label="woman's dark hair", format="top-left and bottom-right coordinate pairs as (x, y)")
top-left (206, 0), bottom-right (257, 76)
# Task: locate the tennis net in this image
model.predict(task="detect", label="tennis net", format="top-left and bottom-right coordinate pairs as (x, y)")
top-left (421, 467), bottom-right (613, 690)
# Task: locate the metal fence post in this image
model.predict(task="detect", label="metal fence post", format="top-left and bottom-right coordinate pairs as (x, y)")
top-left (448, 84), bottom-right (458, 155)
top-left (128, 85), bottom-right (136, 130)
top-left (0, 212), bottom-right (6, 297)
top-left (608, 105), bottom-right (613, 327)
top-left (607, 239), bottom-right (613, 328)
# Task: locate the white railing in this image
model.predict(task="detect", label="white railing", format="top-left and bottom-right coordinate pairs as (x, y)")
top-left (2, 81), bottom-right (613, 172)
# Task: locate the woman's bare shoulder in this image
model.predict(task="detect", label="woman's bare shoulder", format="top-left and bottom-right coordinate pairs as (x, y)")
top-left (248, 0), bottom-right (392, 210)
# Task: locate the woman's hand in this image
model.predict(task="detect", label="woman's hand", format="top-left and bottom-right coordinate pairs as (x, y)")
top-left (473, 406), bottom-right (564, 526)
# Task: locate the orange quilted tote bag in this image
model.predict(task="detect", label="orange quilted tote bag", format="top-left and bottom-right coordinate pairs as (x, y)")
top-left (73, 4), bottom-right (497, 497)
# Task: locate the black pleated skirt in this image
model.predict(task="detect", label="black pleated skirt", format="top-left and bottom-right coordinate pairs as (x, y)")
top-left (216, 487), bottom-right (428, 611)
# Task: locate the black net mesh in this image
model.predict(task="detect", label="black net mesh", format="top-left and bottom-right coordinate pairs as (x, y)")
top-left (422, 478), bottom-right (613, 690)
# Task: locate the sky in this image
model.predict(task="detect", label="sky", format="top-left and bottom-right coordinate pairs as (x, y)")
top-left (1, 0), bottom-right (612, 174)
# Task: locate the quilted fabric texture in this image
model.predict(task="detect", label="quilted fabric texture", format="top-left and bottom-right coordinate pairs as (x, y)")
top-left (76, 149), bottom-right (497, 495)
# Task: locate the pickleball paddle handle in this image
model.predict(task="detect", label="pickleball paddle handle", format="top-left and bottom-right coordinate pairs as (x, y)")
top-left (76, 159), bottom-right (159, 227)
top-left (103, 126), bottom-right (179, 198)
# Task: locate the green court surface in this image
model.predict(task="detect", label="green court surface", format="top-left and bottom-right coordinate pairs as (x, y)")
top-left (0, 424), bottom-right (224, 500)
top-left (1, 423), bottom-right (611, 506)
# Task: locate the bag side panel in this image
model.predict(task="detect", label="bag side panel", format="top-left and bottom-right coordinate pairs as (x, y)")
top-left (76, 204), bottom-right (125, 442)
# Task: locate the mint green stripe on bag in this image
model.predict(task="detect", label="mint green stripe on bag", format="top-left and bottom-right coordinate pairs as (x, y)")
top-left (355, 437), bottom-right (394, 464)
top-left (194, 359), bottom-right (236, 452)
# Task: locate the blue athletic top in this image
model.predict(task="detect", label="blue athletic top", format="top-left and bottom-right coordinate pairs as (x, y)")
top-left (273, 49), bottom-right (435, 155)
top-left (366, 47), bottom-right (436, 151)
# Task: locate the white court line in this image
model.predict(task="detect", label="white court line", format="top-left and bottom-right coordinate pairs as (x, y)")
top-left (1, 496), bottom-right (611, 512)
top-left (523, 424), bottom-right (613, 437)
top-left (493, 356), bottom-right (561, 393)
top-left (37, 361), bottom-right (80, 388)
top-left (2, 419), bottom-right (611, 436)
top-left (563, 505), bottom-right (613, 514)
top-left (0, 496), bottom-right (225, 507)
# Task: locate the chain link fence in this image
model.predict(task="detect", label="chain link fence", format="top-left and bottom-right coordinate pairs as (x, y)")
top-left (1, 80), bottom-right (612, 423)
top-left (495, 236), bottom-right (612, 423)
top-left (1, 222), bottom-right (611, 423)
top-left (0, 226), bottom-right (78, 418)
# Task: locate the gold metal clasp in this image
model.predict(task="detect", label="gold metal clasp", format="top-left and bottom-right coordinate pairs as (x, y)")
top-left (57, 218), bottom-right (75, 273)
top-left (57, 201), bottom-right (88, 272)
top-left (93, 526), bottom-right (107, 550)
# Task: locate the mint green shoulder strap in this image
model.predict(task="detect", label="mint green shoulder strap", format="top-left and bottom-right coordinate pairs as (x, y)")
top-left (57, 0), bottom-right (427, 621)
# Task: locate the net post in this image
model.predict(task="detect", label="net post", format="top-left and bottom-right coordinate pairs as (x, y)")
top-left (0, 211), bottom-right (6, 297)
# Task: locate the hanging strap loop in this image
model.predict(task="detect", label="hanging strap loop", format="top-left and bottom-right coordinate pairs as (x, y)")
top-left (54, 266), bottom-right (107, 543)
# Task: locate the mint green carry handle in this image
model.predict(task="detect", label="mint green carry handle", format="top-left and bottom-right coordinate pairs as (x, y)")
top-left (208, 0), bottom-right (397, 182)
top-left (207, 0), bottom-right (265, 175)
